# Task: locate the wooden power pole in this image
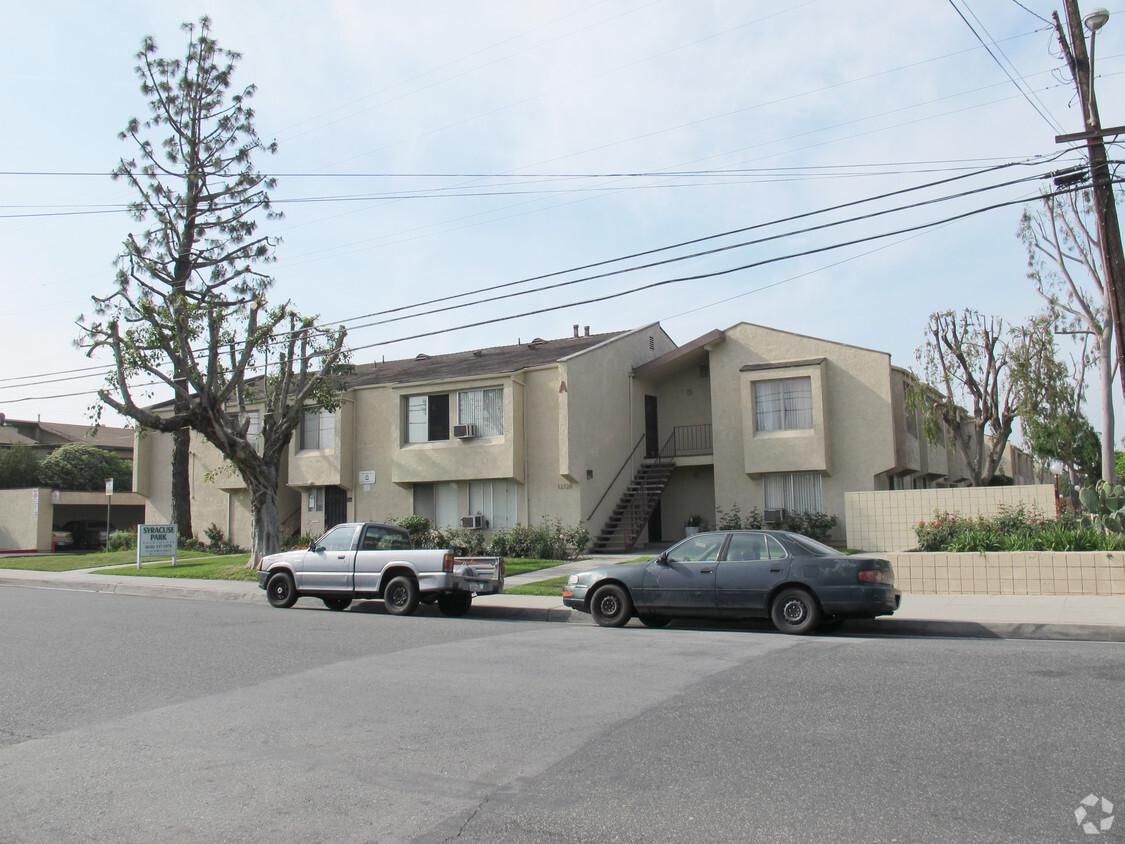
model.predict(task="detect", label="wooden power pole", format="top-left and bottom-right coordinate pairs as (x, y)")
top-left (1054, 2), bottom-right (1125, 405)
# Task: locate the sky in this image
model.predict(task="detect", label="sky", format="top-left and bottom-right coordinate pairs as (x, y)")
top-left (2, 0), bottom-right (1123, 442)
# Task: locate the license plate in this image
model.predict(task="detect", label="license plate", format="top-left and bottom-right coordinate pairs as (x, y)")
top-left (469, 582), bottom-right (491, 593)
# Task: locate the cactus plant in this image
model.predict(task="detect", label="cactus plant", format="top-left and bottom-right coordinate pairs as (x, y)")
top-left (1078, 480), bottom-right (1125, 534)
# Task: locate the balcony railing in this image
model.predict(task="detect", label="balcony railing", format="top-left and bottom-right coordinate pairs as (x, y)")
top-left (663, 424), bottom-right (713, 458)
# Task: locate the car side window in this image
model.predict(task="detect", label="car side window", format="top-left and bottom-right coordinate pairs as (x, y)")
top-left (667, 535), bottom-right (723, 563)
top-left (724, 534), bottom-right (767, 561)
top-left (361, 526), bottom-right (411, 550)
top-left (317, 526), bottom-right (356, 553)
top-left (764, 535), bottom-right (787, 560)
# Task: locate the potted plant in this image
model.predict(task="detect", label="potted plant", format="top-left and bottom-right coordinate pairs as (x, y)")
top-left (684, 514), bottom-right (707, 536)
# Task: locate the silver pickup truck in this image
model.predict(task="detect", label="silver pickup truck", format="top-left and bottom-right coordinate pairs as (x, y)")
top-left (256, 522), bottom-right (504, 617)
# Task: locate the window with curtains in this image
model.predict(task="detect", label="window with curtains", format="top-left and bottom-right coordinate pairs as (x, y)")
top-left (457, 388), bottom-right (503, 438)
top-left (300, 408), bottom-right (335, 450)
top-left (764, 472), bottom-right (823, 513)
top-left (406, 394), bottom-right (450, 443)
top-left (753, 377), bottom-right (813, 432)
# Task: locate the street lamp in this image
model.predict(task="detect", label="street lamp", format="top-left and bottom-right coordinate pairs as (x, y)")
top-left (1084, 7), bottom-right (1110, 32)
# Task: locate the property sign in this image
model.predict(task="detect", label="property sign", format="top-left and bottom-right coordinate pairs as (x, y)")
top-left (105, 478), bottom-right (114, 496)
top-left (137, 523), bottom-right (178, 568)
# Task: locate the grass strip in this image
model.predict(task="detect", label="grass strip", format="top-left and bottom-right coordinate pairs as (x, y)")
top-left (92, 556), bottom-right (256, 580)
top-left (0, 549), bottom-right (224, 572)
top-left (504, 576), bottom-right (568, 596)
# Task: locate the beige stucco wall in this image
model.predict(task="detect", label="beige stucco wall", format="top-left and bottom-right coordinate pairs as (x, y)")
top-left (135, 427), bottom-right (299, 547)
top-left (845, 484), bottom-right (1058, 552)
top-left (707, 324), bottom-right (896, 542)
top-left (0, 488), bottom-right (52, 551)
top-left (887, 551), bottom-right (1124, 595)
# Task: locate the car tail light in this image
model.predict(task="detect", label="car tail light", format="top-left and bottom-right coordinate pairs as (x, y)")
top-left (443, 553), bottom-right (454, 573)
top-left (858, 569), bottom-right (885, 583)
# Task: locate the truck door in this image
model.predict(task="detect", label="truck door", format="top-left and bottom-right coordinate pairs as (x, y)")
top-left (298, 524), bottom-right (357, 591)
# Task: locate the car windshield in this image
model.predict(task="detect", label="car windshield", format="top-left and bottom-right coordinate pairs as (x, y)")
top-left (783, 533), bottom-right (842, 558)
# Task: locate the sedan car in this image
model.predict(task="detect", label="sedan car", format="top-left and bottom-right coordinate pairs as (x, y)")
top-left (563, 530), bottom-right (901, 634)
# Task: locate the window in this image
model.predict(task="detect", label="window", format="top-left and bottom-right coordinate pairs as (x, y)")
top-left (301, 409), bottom-right (335, 450)
top-left (754, 378), bottom-right (813, 432)
top-left (457, 388), bottom-right (503, 438)
top-left (307, 487), bottom-right (325, 512)
top-left (725, 533), bottom-right (786, 561)
top-left (764, 472), bottom-right (823, 513)
top-left (668, 534), bottom-right (724, 562)
top-left (468, 480), bottom-right (517, 529)
top-left (244, 411), bottom-right (262, 454)
top-left (360, 525), bottom-right (411, 551)
top-left (316, 525), bottom-right (355, 553)
top-left (407, 394), bottom-right (450, 443)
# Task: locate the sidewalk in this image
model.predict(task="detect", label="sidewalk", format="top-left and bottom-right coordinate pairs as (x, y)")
top-left (1, 562), bottom-right (1123, 641)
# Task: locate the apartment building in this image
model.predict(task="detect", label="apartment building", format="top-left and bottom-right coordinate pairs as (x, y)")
top-left (134, 321), bottom-right (1047, 550)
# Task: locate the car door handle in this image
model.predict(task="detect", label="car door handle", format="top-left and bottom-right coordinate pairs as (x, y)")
top-left (770, 567), bottom-right (782, 572)
top-left (700, 569), bottom-right (713, 574)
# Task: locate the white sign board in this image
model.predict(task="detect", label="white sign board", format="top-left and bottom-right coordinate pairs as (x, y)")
top-left (137, 524), bottom-right (179, 568)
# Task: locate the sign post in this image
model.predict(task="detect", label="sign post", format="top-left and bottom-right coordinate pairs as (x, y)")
top-left (137, 524), bottom-right (178, 569)
top-left (105, 478), bottom-right (113, 551)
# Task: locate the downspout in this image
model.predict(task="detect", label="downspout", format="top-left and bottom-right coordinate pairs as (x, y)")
top-left (512, 373), bottom-right (529, 523)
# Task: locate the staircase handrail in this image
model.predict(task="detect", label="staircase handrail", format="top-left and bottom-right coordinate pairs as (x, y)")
top-left (586, 433), bottom-right (645, 523)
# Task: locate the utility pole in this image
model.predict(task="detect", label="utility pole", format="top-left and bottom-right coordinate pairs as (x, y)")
top-left (1054, 3), bottom-right (1125, 406)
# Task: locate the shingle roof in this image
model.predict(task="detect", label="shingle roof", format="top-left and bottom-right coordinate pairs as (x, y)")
top-left (348, 331), bottom-right (628, 387)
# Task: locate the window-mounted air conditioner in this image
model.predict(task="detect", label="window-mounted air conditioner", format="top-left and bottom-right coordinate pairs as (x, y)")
top-left (460, 514), bottom-right (485, 529)
top-left (763, 508), bottom-right (785, 524)
top-left (453, 423), bottom-right (478, 439)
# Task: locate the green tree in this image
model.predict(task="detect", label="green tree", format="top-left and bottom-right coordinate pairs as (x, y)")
top-left (78, 18), bottom-right (350, 565)
top-left (0, 444), bottom-right (42, 488)
top-left (38, 444), bottom-right (132, 492)
top-left (1019, 188), bottom-right (1117, 482)
top-left (1009, 314), bottom-right (1101, 487)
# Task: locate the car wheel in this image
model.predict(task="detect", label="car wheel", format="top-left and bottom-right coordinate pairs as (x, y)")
top-left (383, 575), bottom-right (420, 616)
top-left (769, 587), bottom-right (820, 635)
top-left (322, 597), bottom-right (353, 611)
top-left (590, 584), bottom-right (632, 628)
top-left (266, 572), bottom-right (298, 609)
top-left (638, 615), bottom-right (671, 628)
top-left (437, 592), bottom-right (473, 617)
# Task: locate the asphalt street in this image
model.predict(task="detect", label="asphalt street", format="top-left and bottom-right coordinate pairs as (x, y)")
top-left (0, 586), bottom-right (1122, 843)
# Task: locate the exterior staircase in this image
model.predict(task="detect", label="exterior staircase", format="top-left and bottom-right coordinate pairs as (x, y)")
top-left (589, 459), bottom-right (675, 553)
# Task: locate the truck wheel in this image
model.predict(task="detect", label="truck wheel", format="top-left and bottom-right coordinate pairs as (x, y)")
top-left (266, 572), bottom-right (298, 609)
top-left (769, 587), bottom-right (820, 635)
top-left (383, 575), bottom-right (420, 616)
top-left (322, 597), bottom-right (352, 611)
top-left (437, 592), bottom-right (472, 617)
top-left (590, 584), bottom-right (632, 627)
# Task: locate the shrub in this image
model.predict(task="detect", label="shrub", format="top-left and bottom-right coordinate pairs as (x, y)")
top-left (281, 532), bottom-right (313, 551)
top-left (715, 505), bottom-right (763, 530)
top-left (107, 529), bottom-right (135, 552)
top-left (913, 504), bottom-right (1125, 552)
top-left (394, 515), bottom-right (432, 547)
top-left (781, 511), bottom-right (838, 543)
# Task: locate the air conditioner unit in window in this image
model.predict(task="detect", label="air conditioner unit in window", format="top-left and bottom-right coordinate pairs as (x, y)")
top-left (763, 508), bottom-right (785, 524)
top-left (460, 514), bottom-right (485, 529)
top-left (453, 423), bottom-right (478, 439)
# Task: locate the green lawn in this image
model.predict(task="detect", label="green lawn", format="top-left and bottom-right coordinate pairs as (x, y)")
top-left (0, 549), bottom-right (226, 572)
top-left (501, 558), bottom-right (576, 577)
top-left (92, 555), bottom-right (255, 580)
top-left (504, 576), bottom-right (568, 596)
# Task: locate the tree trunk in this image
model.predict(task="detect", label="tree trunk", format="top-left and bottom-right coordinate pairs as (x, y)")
top-left (245, 455), bottom-right (282, 567)
top-left (171, 424), bottom-right (193, 539)
top-left (1099, 329), bottom-right (1115, 482)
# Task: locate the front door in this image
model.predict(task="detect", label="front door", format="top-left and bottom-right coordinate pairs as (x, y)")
top-left (638, 533), bottom-right (724, 612)
top-left (296, 523), bottom-right (357, 591)
top-left (714, 532), bottom-right (792, 612)
top-left (645, 395), bottom-right (659, 459)
top-left (325, 485), bottom-right (348, 530)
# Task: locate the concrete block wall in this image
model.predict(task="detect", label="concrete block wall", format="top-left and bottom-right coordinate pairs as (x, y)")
top-left (845, 484), bottom-right (1057, 552)
top-left (886, 551), bottom-right (1125, 596)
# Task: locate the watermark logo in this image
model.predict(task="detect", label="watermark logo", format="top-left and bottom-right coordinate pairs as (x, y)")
top-left (1076, 794), bottom-right (1115, 835)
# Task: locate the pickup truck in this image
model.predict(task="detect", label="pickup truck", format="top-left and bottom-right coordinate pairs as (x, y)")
top-left (256, 522), bottom-right (504, 617)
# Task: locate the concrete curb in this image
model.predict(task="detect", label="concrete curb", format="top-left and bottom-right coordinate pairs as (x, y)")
top-left (3, 573), bottom-right (1124, 642)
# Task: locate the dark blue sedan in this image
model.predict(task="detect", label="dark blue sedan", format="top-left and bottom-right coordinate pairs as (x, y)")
top-left (563, 530), bottom-right (901, 634)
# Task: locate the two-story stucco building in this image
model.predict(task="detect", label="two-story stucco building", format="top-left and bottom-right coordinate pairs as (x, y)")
top-left (134, 321), bottom-right (1047, 550)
